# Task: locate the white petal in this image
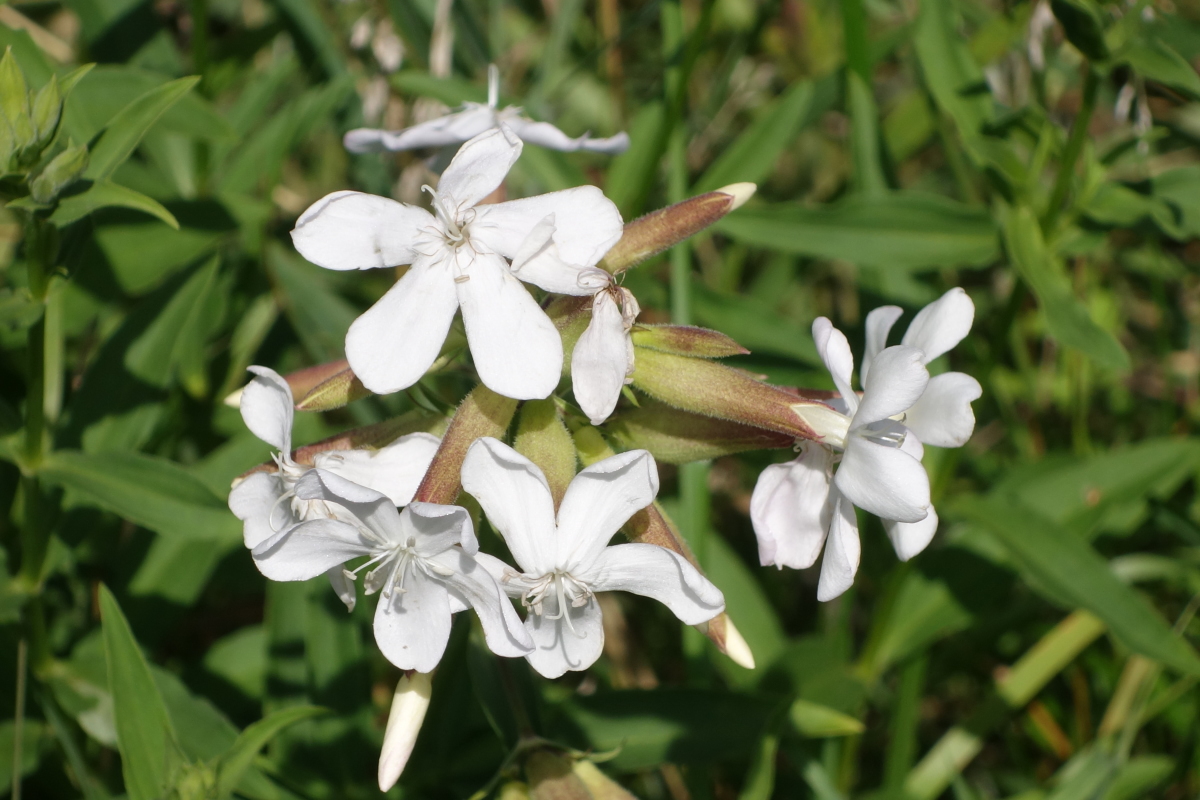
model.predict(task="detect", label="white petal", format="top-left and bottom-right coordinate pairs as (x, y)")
top-left (431, 549), bottom-right (533, 657)
top-left (861, 306), bottom-right (902, 388)
top-left (524, 595), bottom-right (605, 679)
top-left (556, 449), bottom-right (659, 572)
top-left (902, 287), bottom-right (975, 364)
top-left (571, 293), bottom-right (631, 426)
top-left (835, 438), bottom-right (930, 523)
top-left (460, 438), bottom-right (558, 574)
top-left (345, 255), bottom-right (460, 395)
top-left (904, 372), bottom-right (982, 448)
top-left (315, 432), bottom-right (441, 505)
top-left (327, 566), bottom-right (357, 612)
top-left (472, 552), bottom-right (529, 600)
top-left (503, 116), bottom-right (631, 154)
top-left (373, 571), bottom-right (453, 672)
top-left (885, 505), bottom-right (940, 562)
top-left (749, 448), bottom-right (833, 570)
top-left (293, 469), bottom-right (405, 543)
top-left (345, 106), bottom-right (494, 152)
top-left (585, 543), bottom-right (724, 624)
top-left (852, 345), bottom-right (929, 429)
top-left (508, 248), bottom-right (612, 296)
top-left (377, 672), bottom-right (432, 792)
top-left (436, 126), bottom-right (522, 209)
top-left (229, 471), bottom-right (288, 548)
top-left (251, 518), bottom-right (372, 581)
top-left (291, 191), bottom-right (433, 270)
top-left (240, 366), bottom-right (294, 453)
top-left (472, 186), bottom-right (624, 267)
top-left (812, 318), bottom-right (858, 417)
top-left (816, 493), bottom-right (860, 602)
top-left (404, 501), bottom-right (478, 558)
top-left (456, 252), bottom-right (563, 400)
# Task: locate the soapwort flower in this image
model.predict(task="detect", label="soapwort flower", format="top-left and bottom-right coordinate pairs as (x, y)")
top-left (251, 468), bottom-right (533, 671)
top-left (344, 65), bottom-right (630, 155)
top-left (461, 438), bottom-right (725, 678)
top-left (227, 366), bottom-right (439, 608)
top-left (292, 126), bottom-right (624, 400)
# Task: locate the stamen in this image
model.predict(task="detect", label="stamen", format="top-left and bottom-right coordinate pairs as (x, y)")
top-left (268, 490), bottom-right (297, 531)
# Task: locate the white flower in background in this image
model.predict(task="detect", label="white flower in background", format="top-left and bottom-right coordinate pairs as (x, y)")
top-left (461, 438), bottom-right (725, 679)
top-left (291, 127), bottom-right (624, 401)
top-left (227, 366), bottom-right (440, 609)
top-left (251, 468), bottom-right (533, 671)
top-left (345, 65), bottom-right (630, 155)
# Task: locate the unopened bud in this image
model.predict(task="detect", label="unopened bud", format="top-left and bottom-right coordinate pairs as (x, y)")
top-left (716, 182), bottom-right (756, 210)
top-left (29, 143), bottom-right (87, 203)
top-left (722, 617), bottom-right (755, 669)
top-left (30, 74), bottom-right (61, 148)
top-left (631, 324), bottom-right (748, 359)
top-left (0, 48), bottom-right (33, 155)
top-left (608, 399), bottom-right (792, 464)
top-left (515, 399), bottom-right (577, 508)
top-left (378, 671), bottom-right (433, 792)
top-left (415, 384), bottom-right (518, 505)
top-left (295, 364), bottom-right (371, 411)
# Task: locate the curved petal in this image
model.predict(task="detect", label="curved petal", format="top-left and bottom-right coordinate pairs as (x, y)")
top-left (314, 432), bottom-right (441, 506)
top-left (241, 366), bottom-right (294, 453)
top-left (328, 566), bottom-right (357, 612)
top-left (861, 305), bottom-right (902, 388)
top-left (749, 448), bottom-right (833, 570)
top-left (571, 293), bottom-right (631, 426)
top-left (904, 372), bottom-right (981, 448)
top-left (472, 186), bottom-right (624, 267)
top-left (373, 571), bottom-right (453, 672)
top-left (456, 251), bottom-right (563, 400)
top-left (345, 255), bottom-right (460, 395)
top-left (343, 106), bottom-right (494, 152)
top-left (812, 317), bottom-right (858, 417)
top-left (585, 543), bottom-right (724, 624)
top-left (251, 518), bottom-right (372, 581)
top-left (229, 471), bottom-right (288, 549)
top-left (432, 549), bottom-right (534, 657)
top-left (436, 126), bottom-right (522, 210)
top-left (510, 249), bottom-right (611, 296)
top-left (816, 493), bottom-right (860, 602)
top-left (885, 505), bottom-right (939, 562)
top-left (404, 501), bottom-right (477, 558)
top-left (852, 345), bottom-right (928, 429)
top-left (503, 117), bottom-right (631, 154)
top-left (294, 469), bottom-right (404, 543)
top-left (524, 595), bottom-right (605, 679)
top-left (460, 438), bottom-right (558, 574)
top-left (291, 191), bottom-right (433, 270)
top-left (835, 438), bottom-right (930, 523)
top-left (902, 287), bottom-right (974, 364)
top-left (556, 449), bottom-right (660, 572)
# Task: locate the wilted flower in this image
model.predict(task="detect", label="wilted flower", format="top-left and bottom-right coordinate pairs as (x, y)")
top-left (461, 438), bottom-right (724, 678)
top-left (571, 275), bottom-right (641, 426)
top-left (292, 127), bottom-right (623, 400)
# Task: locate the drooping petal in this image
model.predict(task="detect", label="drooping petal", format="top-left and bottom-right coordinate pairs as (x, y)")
top-left (524, 595), bottom-right (605, 679)
top-left (585, 543), bottom-right (724, 625)
top-left (344, 105), bottom-right (495, 152)
top-left (431, 549), bottom-right (533, 657)
top-left (472, 552), bottom-right (529, 599)
top-left (904, 372), bottom-right (982, 448)
top-left (404, 501), bottom-right (478, 558)
top-left (816, 493), bottom-right (860, 602)
top-left (328, 566), bottom-right (357, 612)
top-left (240, 366), bottom-right (294, 453)
top-left (377, 671), bottom-right (432, 792)
top-left (314, 432), bottom-right (441, 506)
top-left (556, 449), bottom-right (659, 572)
top-left (885, 505), bottom-right (939, 562)
top-left (901, 287), bottom-right (975, 364)
top-left (812, 317), bottom-right (858, 417)
top-left (229, 472), bottom-right (288, 548)
top-left (851, 345), bottom-right (929, 429)
top-left (460, 438), bottom-right (558, 575)
top-left (291, 191), bottom-right (433, 271)
top-left (749, 447), bottom-right (833, 570)
top-left (503, 116), bottom-right (631, 154)
top-left (435, 126), bottom-right (522, 210)
top-left (509, 249), bottom-right (612, 296)
top-left (345, 255), bottom-right (460, 395)
top-left (571, 292), bottom-right (631, 427)
top-left (373, 571), bottom-right (453, 672)
top-left (861, 305), bottom-right (903, 388)
top-left (472, 186), bottom-right (624, 267)
top-left (251, 518), bottom-right (372, 581)
top-left (456, 251), bottom-right (563, 400)
top-left (294, 469), bottom-right (405, 544)
top-left (835, 438), bottom-right (930, 523)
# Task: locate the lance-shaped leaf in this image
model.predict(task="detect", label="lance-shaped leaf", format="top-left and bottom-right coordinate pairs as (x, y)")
top-left (600, 184), bottom-right (756, 274)
top-left (514, 399), bottom-right (577, 508)
top-left (1051, 0), bottom-right (1109, 61)
top-left (415, 385), bottom-right (518, 505)
top-left (630, 325), bottom-right (749, 359)
top-left (85, 76), bottom-right (200, 182)
top-left (215, 706), bottom-right (326, 797)
top-left (608, 399), bottom-right (793, 464)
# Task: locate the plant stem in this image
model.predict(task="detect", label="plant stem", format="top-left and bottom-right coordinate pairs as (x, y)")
top-left (840, 0), bottom-right (870, 84)
top-left (12, 639), bottom-right (25, 800)
top-left (1043, 66), bottom-right (1099, 234)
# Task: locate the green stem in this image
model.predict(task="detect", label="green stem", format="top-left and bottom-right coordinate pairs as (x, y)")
top-left (12, 639), bottom-right (25, 800)
top-left (1042, 67), bottom-right (1099, 234)
top-left (840, 0), bottom-right (870, 84)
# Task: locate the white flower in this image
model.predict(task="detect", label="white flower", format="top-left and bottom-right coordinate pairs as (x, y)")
top-left (461, 438), bottom-right (725, 679)
top-left (228, 366), bottom-right (440, 609)
top-left (251, 468), bottom-right (534, 671)
top-left (291, 127), bottom-right (624, 401)
top-left (564, 269), bottom-right (641, 426)
top-left (378, 671), bottom-right (432, 792)
top-left (344, 65), bottom-right (630, 155)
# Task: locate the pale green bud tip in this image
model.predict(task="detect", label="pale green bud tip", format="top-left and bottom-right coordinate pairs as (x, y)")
top-left (378, 671), bottom-right (433, 791)
top-left (723, 617), bottom-right (756, 669)
top-left (716, 182), bottom-right (756, 210)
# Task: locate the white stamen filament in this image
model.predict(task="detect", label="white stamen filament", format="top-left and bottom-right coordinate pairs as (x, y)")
top-left (522, 572), bottom-right (593, 636)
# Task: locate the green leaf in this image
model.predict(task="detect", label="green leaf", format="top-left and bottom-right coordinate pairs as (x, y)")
top-left (717, 192), bottom-right (998, 270)
top-left (39, 450), bottom-right (242, 542)
top-left (1101, 755), bottom-right (1174, 800)
top-left (268, 0), bottom-right (347, 78)
top-left (216, 706), bottom-right (326, 797)
top-left (389, 70), bottom-right (485, 105)
top-left (1051, 0), bottom-right (1110, 61)
top-left (267, 243), bottom-right (360, 362)
top-left (1120, 38), bottom-right (1200, 98)
top-left (847, 71), bottom-right (887, 197)
top-left (85, 76), bottom-right (199, 182)
top-left (51, 181), bottom-right (179, 229)
top-left (864, 569), bottom-right (972, 679)
top-left (124, 256), bottom-right (222, 389)
top-left (0, 720), bottom-right (46, 790)
top-left (1000, 203), bottom-right (1129, 371)
top-left (605, 101), bottom-right (666, 218)
top-left (913, 0), bottom-right (992, 144)
top-left (99, 584), bottom-right (180, 800)
top-left (1151, 166), bottom-right (1200, 239)
top-left (789, 698), bottom-right (865, 737)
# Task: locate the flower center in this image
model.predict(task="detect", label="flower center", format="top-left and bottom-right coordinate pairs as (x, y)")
top-left (522, 571), bottom-right (593, 634)
top-left (422, 185), bottom-right (475, 249)
top-left (857, 419), bottom-right (908, 449)
top-left (346, 536), bottom-right (453, 598)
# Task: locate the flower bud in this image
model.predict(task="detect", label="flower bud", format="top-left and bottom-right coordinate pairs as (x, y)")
top-left (525, 750), bottom-right (635, 800)
top-left (0, 48), bottom-right (34, 158)
top-left (295, 364), bottom-right (372, 411)
top-left (608, 398), bottom-right (793, 464)
top-left (30, 73), bottom-right (61, 148)
top-left (630, 324), bottom-right (748, 359)
top-left (378, 671), bottom-right (433, 792)
top-left (415, 384), bottom-right (518, 504)
top-left (29, 143), bottom-right (87, 204)
top-left (514, 399), bottom-right (577, 508)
